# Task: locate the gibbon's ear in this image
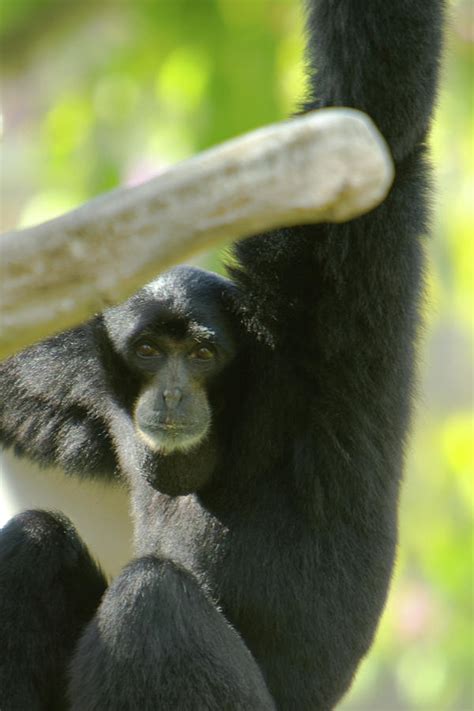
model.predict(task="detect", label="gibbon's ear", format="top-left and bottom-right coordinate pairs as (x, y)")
top-left (0, 318), bottom-right (119, 480)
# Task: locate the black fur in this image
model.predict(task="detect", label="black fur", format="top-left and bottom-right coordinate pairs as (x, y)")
top-left (0, 1), bottom-right (444, 709)
top-left (0, 511), bottom-right (107, 710)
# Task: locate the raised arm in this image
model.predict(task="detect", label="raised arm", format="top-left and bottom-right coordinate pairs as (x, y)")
top-left (227, 3), bottom-right (445, 537)
top-left (230, 0), bottom-right (444, 343)
top-left (231, 1), bottom-right (444, 406)
top-left (305, 0), bottom-right (444, 160)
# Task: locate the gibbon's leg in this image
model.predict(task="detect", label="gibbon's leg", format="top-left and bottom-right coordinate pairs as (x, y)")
top-left (70, 556), bottom-right (275, 711)
top-left (0, 510), bottom-right (107, 711)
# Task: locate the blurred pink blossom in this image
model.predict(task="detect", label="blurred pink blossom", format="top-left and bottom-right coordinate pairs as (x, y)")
top-left (123, 157), bottom-right (168, 187)
top-left (395, 581), bottom-right (437, 641)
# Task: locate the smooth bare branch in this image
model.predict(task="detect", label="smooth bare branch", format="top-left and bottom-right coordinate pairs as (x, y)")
top-left (0, 108), bottom-right (393, 358)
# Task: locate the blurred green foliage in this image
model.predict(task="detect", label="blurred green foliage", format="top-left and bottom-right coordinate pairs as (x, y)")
top-left (0, 1), bottom-right (472, 708)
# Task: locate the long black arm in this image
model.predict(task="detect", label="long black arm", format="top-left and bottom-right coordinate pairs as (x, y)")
top-left (305, 0), bottom-right (444, 161)
top-left (231, 0), bottom-right (444, 482)
top-left (232, 0), bottom-right (444, 332)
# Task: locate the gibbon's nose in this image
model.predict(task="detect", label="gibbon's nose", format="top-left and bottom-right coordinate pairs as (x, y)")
top-left (163, 388), bottom-right (182, 409)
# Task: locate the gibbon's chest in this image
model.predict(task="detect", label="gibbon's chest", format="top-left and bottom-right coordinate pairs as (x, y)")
top-left (136, 488), bottom-right (317, 636)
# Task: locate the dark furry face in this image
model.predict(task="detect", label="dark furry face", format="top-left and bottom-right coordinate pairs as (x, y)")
top-left (105, 266), bottom-right (238, 457)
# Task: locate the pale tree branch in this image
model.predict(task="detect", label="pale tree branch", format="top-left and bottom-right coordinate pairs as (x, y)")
top-left (0, 108), bottom-right (393, 359)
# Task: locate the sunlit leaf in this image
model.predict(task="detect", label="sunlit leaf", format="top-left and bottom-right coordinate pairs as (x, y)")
top-left (155, 46), bottom-right (210, 113)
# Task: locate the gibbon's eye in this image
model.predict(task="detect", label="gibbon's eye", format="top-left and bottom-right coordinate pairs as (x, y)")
top-left (189, 346), bottom-right (215, 361)
top-left (135, 342), bottom-right (161, 359)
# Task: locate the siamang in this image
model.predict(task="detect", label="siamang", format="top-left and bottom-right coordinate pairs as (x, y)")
top-left (0, 1), bottom-right (444, 709)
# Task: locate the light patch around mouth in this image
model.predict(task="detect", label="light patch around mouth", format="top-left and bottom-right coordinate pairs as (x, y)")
top-left (136, 423), bottom-right (209, 455)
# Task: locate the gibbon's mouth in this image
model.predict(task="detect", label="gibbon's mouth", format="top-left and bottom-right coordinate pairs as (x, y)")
top-left (136, 419), bottom-right (189, 433)
top-left (156, 422), bottom-right (188, 431)
top-left (137, 418), bottom-right (209, 452)
top-left (140, 422), bottom-right (192, 440)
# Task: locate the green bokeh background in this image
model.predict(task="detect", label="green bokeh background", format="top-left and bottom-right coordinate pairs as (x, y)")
top-left (0, 1), bottom-right (472, 708)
